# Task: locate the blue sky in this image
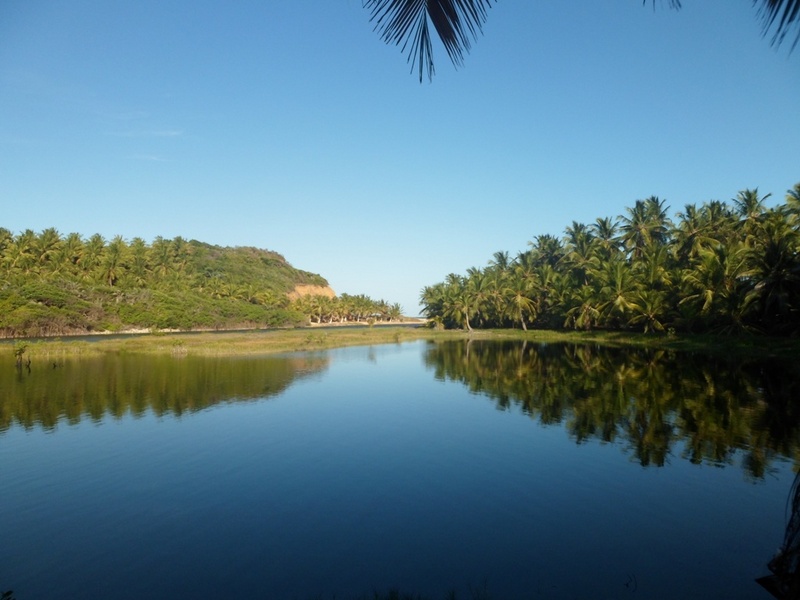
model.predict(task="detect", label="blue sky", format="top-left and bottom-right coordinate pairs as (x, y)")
top-left (1, 1), bottom-right (798, 316)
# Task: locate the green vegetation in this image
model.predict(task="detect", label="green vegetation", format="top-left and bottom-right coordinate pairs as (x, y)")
top-left (421, 184), bottom-right (800, 337)
top-left (4, 327), bottom-right (453, 359)
top-left (291, 293), bottom-right (404, 324)
top-left (7, 327), bottom-right (800, 362)
top-left (0, 230), bottom-right (399, 337)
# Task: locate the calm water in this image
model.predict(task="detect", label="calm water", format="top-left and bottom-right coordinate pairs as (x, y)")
top-left (0, 340), bottom-right (797, 599)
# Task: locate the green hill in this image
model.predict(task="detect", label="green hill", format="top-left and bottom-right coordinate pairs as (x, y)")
top-left (0, 229), bottom-right (330, 337)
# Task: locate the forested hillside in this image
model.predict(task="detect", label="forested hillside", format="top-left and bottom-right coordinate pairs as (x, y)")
top-left (421, 184), bottom-right (800, 336)
top-left (0, 230), bottom-right (331, 337)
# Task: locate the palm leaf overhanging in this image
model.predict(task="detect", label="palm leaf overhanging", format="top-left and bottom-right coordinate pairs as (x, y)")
top-left (365, 0), bottom-right (798, 81)
top-left (363, 0), bottom-right (496, 81)
top-left (756, 0), bottom-right (800, 48)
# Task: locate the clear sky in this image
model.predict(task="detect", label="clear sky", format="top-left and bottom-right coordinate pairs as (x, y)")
top-left (1, 1), bottom-right (798, 316)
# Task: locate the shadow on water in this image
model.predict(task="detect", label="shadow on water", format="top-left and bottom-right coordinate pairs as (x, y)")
top-left (760, 471), bottom-right (800, 599)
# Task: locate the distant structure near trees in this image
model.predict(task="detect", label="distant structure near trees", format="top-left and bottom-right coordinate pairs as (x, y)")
top-left (364, 0), bottom-right (799, 81)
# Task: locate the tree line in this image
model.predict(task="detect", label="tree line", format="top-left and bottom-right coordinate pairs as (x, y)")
top-left (0, 229), bottom-right (397, 336)
top-left (421, 184), bottom-right (800, 335)
top-left (290, 293), bottom-right (403, 325)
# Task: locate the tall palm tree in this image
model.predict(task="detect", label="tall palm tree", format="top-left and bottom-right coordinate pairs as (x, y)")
top-left (56, 232), bottom-right (85, 275)
top-left (101, 235), bottom-right (128, 287)
top-left (81, 233), bottom-right (105, 278)
top-left (364, 1), bottom-right (799, 80)
top-left (35, 227), bottom-right (62, 271)
top-left (597, 258), bottom-right (641, 327)
top-left (561, 221), bottom-right (597, 287)
top-left (127, 237), bottom-right (150, 286)
top-left (501, 271), bottom-right (537, 330)
top-left (528, 234), bottom-right (564, 268)
top-left (733, 188), bottom-right (771, 242)
top-left (591, 217), bottom-right (621, 260)
top-left (786, 183), bottom-right (800, 217)
top-left (744, 209), bottom-right (800, 331)
top-left (679, 242), bottom-right (751, 333)
top-left (2, 230), bottom-right (36, 275)
top-left (488, 250), bottom-right (512, 273)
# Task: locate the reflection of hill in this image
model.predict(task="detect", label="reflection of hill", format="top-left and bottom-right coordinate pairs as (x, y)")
top-left (424, 340), bottom-right (800, 478)
top-left (0, 354), bottom-right (329, 432)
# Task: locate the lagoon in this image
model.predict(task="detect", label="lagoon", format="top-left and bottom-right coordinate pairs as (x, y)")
top-left (0, 339), bottom-right (796, 599)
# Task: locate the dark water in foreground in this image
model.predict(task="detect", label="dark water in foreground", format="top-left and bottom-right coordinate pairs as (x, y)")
top-left (0, 340), bottom-right (797, 599)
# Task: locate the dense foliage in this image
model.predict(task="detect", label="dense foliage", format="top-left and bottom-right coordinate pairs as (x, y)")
top-left (290, 293), bottom-right (404, 325)
top-left (0, 230), bottom-right (331, 336)
top-left (421, 184), bottom-right (800, 335)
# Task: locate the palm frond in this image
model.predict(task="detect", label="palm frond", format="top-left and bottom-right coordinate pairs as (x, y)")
top-left (363, 0), bottom-right (496, 81)
top-left (364, 0), bottom-right (797, 83)
top-left (754, 0), bottom-right (800, 49)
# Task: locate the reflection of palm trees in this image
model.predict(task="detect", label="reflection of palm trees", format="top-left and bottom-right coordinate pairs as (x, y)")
top-left (759, 471), bottom-right (800, 599)
top-left (423, 340), bottom-right (800, 477)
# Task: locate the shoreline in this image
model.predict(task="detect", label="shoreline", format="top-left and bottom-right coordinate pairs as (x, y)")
top-left (4, 326), bottom-right (800, 361)
top-left (0, 318), bottom-right (429, 342)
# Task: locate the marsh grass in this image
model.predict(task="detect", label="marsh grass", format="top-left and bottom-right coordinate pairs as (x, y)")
top-left (4, 326), bottom-right (798, 361)
top-left (5, 327), bottom-right (463, 359)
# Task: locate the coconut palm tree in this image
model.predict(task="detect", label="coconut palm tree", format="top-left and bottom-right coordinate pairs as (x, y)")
top-left (597, 258), bottom-right (642, 327)
top-left (561, 221), bottom-right (597, 287)
top-left (488, 250), bottom-right (512, 273)
top-left (744, 209), bottom-right (800, 331)
top-left (786, 183), bottom-right (800, 217)
top-left (54, 232), bottom-right (85, 276)
top-left (364, 1), bottom-right (799, 81)
top-left (80, 233), bottom-right (105, 279)
top-left (679, 242), bottom-right (751, 333)
top-left (441, 274), bottom-right (476, 331)
top-left (127, 237), bottom-right (150, 286)
top-left (101, 235), bottom-right (127, 286)
top-left (528, 234), bottom-right (564, 268)
top-left (733, 188), bottom-right (771, 242)
top-left (502, 271), bottom-right (538, 330)
top-left (420, 282), bottom-right (447, 322)
top-left (591, 217), bottom-right (621, 261)
top-left (34, 227), bottom-right (62, 271)
top-left (2, 230), bottom-right (36, 275)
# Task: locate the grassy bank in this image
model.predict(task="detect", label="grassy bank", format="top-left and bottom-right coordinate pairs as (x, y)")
top-left (482, 328), bottom-right (800, 359)
top-left (5, 326), bottom-right (799, 360)
top-left (5, 326), bottom-right (461, 359)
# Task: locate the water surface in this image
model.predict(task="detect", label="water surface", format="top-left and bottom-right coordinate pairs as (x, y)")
top-left (0, 340), bottom-right (796, 599)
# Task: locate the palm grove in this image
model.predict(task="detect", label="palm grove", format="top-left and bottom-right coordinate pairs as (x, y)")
top-left (0, 231), bottom-right (401, 337)
top-left (420, 184), bottom-right (800, 335)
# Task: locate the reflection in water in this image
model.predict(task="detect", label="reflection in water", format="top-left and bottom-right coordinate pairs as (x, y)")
top-left (423, 339), bottom-right (800, 478)
top-left (0, 340), bottom-right (796, 599)
top-left (0, 353), bottom-right (329, 432)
